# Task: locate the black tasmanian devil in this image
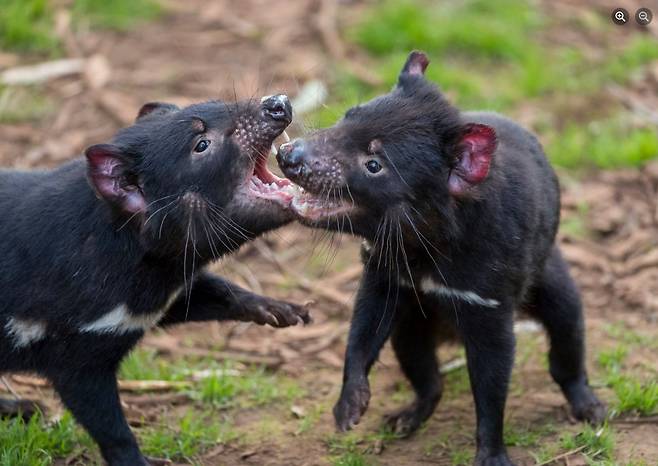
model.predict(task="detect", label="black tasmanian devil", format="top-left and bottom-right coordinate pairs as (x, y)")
top-left (0, 94), bottom-right (310, 465)
top-left (277, 52), bottom-right (605, 465)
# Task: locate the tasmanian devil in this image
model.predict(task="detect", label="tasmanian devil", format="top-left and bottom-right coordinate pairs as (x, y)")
top-left (277, 52), bottom-right (606, 465)
top-left (0, 94), bottom-right (310, 465)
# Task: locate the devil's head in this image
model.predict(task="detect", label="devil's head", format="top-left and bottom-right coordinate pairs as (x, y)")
top-left (85, 95), bottom-right (296, 260)
top-left (277, 51), bottom-right (497, 244)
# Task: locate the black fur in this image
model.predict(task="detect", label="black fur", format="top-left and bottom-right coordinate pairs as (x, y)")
top-left (278, 51), bottom-right (605, 465)
top-left (0, 95), bottom-right (309, 465)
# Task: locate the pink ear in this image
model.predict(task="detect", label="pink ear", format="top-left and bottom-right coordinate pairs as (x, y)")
top-left (400, 50), bottom-right (429, 77)
top-left (448, 124), bottom-right (497, 196)
top-left (85, 144), bottom-right (146, 214)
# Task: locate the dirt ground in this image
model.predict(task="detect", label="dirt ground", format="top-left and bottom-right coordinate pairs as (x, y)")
top-left (1, 0), bottom-right (657, 465)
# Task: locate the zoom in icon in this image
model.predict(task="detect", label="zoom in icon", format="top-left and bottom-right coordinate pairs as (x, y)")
top-left (612, 8), bottom-right (629, 25)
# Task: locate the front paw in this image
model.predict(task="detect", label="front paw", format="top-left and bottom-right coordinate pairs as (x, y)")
top-left (239, 294), bottom-right (311, 327)
top-left (333, 381), bottom-right (371, 431)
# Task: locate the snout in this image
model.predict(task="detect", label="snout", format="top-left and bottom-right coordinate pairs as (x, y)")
top-left (261, 94), bottom-right (293, 124)
top-left (277, 139), bottom-right (306, 179)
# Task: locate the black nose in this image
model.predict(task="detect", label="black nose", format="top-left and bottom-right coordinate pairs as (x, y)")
top-left (277, 140), bottom-right (305, 177)
top-left (261, 94), bottom-right (292, 123)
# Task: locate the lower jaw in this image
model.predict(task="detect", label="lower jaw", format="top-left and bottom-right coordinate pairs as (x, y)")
top-left (290, 198), bottom-right (353, 222)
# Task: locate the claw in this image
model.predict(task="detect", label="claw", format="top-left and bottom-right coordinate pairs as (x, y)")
top-left (266, 314), bottom-right (280, 327)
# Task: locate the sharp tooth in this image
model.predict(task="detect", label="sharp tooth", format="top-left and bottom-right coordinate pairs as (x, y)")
top-left (270, 143), bottom-right (277, 156)
top-left (281, 130), bottom-right (290, 142)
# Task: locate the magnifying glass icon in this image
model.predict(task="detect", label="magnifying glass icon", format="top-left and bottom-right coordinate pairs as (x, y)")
top-left (612, 8), bottom-right (630, 25)
top-left (639, 11), bottom-right (648, 21)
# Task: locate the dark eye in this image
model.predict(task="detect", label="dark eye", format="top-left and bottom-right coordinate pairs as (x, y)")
top-left (194, 139), bottom-right (210, 153)
top-left (365, 160), bottom-right (382, 174)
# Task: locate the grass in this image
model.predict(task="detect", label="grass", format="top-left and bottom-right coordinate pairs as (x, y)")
top-left (504, 422), bottom-right (555, 447)
top-left (0, 412), bottom-right (93, 466)
top-left (72, 0), bottom-right (162, 30)
top-left (194, 365), bottom-right (303, 408)
top-left (0, 346), bottom-right (305, 465)
top-left (326, 427), bottom-right (399, 465)
top-left (450, 449), bottom-right (474, 466)
top-left (547, 119), bottom-right (658, 170)
top-left (532, 424), bottom-right (615, 465)
top-left (295, 403), bottom-right (326, 435)
top-left (306, 0), bottom-right (658, 170)
top-left (597, 345), bottom-right (658, 416)
top-left (119, 347), bottom-right (186, 381)
top-left (332, 452), bottom-right (372, 466)
top-left (139, 411), bottom-right (237, 462)
top-left (0, 0), bottom-right (161, 53)
top-left (0, 0), bottom-right (58, 53)
top-left (560, 423), bottom-right (614, 463)
top-left (121, 348), bottom-right (304, 408)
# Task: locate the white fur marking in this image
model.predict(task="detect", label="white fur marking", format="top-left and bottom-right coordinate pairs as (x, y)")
top-left (412, 277), bottom-right (500, 308)
top-left (80, 288), bottom-right (182, 335)
top-left (5, 318), bottom-right (47, 348)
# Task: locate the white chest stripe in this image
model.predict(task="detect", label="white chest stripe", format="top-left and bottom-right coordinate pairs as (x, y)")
top-left (5, 318), bottom-right (47, 348)
top-left (411, 277), bottom-right (500, 308)
top-left (80, 288), bottom-right (182, 335)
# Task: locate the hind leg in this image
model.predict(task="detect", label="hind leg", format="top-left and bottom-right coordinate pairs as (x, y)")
top-left (50, 370), bottom-right (149, 466)
top-left (527, 246), bottom-right (606, 424)
top-left (384, 305), bottom-right (442, 437)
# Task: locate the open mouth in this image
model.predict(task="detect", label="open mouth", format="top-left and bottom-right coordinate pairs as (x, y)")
top-left (245, 131), bottom-right (299, 206)
top-left (245, 141), bottom-right (352, 219)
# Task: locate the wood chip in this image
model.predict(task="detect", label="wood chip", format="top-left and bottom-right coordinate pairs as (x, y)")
top-left (118, 380), bottom-right (190, 392)
top-left (0, 58), bottom-right (85, 85)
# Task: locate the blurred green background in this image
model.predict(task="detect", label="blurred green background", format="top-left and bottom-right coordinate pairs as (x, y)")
top-left (2, 0), bottom-right (658, 170)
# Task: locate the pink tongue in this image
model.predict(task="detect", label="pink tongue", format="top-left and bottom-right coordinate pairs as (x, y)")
top-left (254, 156), bottom-right (290, 186)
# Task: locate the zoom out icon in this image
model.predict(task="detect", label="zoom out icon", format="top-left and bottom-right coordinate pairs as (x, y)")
top-left (636, 8), bottom-right (653, 25)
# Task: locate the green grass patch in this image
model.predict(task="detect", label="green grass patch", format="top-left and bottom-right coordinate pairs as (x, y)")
top-left (120, 348), bottom-right (303, 408)
top-left (0, 0), bottom-right (162, 53)
top-left (560, 423), bottom-right (614, 463)
top-left (608, 375), bottom-right (658, 416)
top-left (72, 0), bottom-right (162, 31)
top-left (504, 422), bottom-right (555, 447)
top-left (450, 449), bottom-right (474, 466)
top-left (139, 411), bottom-right (236, 462)
top-left (0, 411), bottom-right (94, 466)
top-left (352, 0), bottom-right (541, 61)
top-left (331, 452), bottom-right (372, 466)
top-left (119, 347), bottom-right (186, 381)
top-left (295, 403), bottom-right (325, 435)
top-left (326, 427), bottom-right (396, 465)
top-left (597, 345), bottom-right (658, 416)
top-left (547, 119), bottom-right (658, 169)
top-left (0, 0), bottom-right (59, 53)
top-left (193, 365), bottom-right (303, 408)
